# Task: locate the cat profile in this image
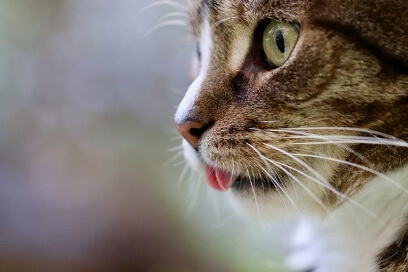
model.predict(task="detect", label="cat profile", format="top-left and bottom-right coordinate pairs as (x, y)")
top-left (175, 1), bottom-right (408, 271)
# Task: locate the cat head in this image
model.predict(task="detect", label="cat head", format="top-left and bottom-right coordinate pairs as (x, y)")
top-left (175, 0), bottom-right (408, 218)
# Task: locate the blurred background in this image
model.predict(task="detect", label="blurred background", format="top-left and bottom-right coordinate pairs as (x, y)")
top-left (0, 1), bottom-right (289, 271)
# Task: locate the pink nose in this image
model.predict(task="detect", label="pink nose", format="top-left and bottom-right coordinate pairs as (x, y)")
top-left (176, 121), bottom-right (207, 149)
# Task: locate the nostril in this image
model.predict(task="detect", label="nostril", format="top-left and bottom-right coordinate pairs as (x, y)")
top-left (189, 127), bottom-right (203, 138)
top-left (189, 121), bottom-right (214, 137)
top-left (176, 120), bottom-right (214, 149)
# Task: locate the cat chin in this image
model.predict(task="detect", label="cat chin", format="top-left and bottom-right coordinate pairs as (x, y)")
top-left (227, 189), bottom-right (301, 220)
top-left (228, 184), bottom-right (327, 221)
top-left (182, 140), bottom-right (327, 219)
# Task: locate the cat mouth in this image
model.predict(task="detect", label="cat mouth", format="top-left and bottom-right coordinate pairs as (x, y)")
top-left (204, 165), bottom-right (279, 192)
top-left (205, 165), bottom-right (238, 191)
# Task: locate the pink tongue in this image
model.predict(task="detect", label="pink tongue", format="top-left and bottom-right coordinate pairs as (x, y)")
top-left (205, 166), bottom-right (237, 192)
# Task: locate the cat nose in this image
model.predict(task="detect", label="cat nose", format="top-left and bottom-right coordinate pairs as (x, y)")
top-left (176, 121), bottom-right (208, 149)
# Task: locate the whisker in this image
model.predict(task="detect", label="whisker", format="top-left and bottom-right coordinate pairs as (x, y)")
top-left (258, 145), bottom-right (389, 231)
top-left (247, 143), bottom-right (305, 215)
top-left (211, 213), bottom-right (236, 230)
top-left (266, 128), bottom-right (407, 147)
top-left (172, 160), bottom-right (187, 167)
top-left (247, 169), bottom-right (262, 220)
top-left (143, 20), bottom-right (188, 38)
top-left (260, 140), bottom-right (398, 227)
top-left (238, 0), bottom-right (251, 10)
top-left (281, 130), bottom-right (372, 165)
top-left (164, 150), bottom-right (183, 166)
top-left (211, 16), bottom-right (241, 28)
top-left (292, 140), bottom-right (408, 147)
top-left (177, 163), bottom-right (190, 187)
top-left (138, 0), bottom-right (186, 16)
top-left (186, 165), bottom-right (198, 198)
top-left (246, 144), bottom-right (292, 207)
top-left (256, 127), bottom-right (373, 164)
top-left (187, 175), bottom-right (202, 215)
top-left (231, 159), bottom-right (236, 187)
top-left (165, 144), bottom-right (183, 153)
top-left (273, 160), bottom-right (385, 225)
top-left (263, 143), bottom-right (329, 185)
top-left (266, 159), bottom-right (329, 213)
top-left (157, 11), bottom-right (188, 24)
top-left (278, 127), bottom-right (401, 140)
top-left (294, 153), bottom-right (408, 195)
top-left (169, 87), bottom-right (186, 96)
top-left (259, 165), bottom-right (296, 212)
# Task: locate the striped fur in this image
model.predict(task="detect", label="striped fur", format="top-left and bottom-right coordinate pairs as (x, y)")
top-left (176, 1), bottom-right (408, 271)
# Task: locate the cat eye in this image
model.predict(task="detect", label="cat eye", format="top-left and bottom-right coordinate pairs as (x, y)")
top-left (262, 21), bottom-right (299, 68)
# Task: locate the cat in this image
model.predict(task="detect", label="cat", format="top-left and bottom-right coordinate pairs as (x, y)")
top-left (174, 0), bottom-right (408, 271)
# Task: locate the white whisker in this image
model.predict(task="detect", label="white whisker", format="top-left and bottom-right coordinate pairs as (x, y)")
top-left (211, 16), bottom-right (240, 28)
top-left (295, 153), bottom-right (408, 195)
top-left (247, 144), bottom-right (295, 203)
top-left (292, 140), bottom-right (408, 147)
top-left (138, 0), bottom-right (186, 16)
top-left (263, 143), bottom-right (329, 184)
top-left (256, 127), bottom-right (372, 164)
top-left (266, 128), bottom-right (407, 147)
top-left (246, 143), bottom-right (293, 207)
top-left (177, 163), bottom-right (190, 187)
top-left (165, 144), bottom-right (183, 153)
top-left (169, 87), bottom-right (186, 96)
top-left (259, 120), bottom-right (278, 124)
top-left (187, 174), bottom-right (202, 215)
top-left (164, 150), bottom-right (183, 166)
top-left (262, 156), bottom-right (329, 214)
top-left (247, 169), bottom-right (262, 220)
top-left (259, 165), bottom-right (295, 211)
top-left (157, 11), bottom-right (188, 24)
top-left (173, 160), bottom-right (187, 167)
top-left (211, 213), bottom-right (236, 230)
top-left (279, 127), bottom-right (401, 140)
top-left (283, 130), bottom-right (372, 164)
top-left (144, 20), bottom-right (188, 37)
top-left (187, 165), bottom-right (198, 198)
top-left (258, 145), bottom-right (386, 231)
top-left (273, 160), bottom-right (385, 225)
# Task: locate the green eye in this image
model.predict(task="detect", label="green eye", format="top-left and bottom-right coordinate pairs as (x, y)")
top-left (262, 21), bottom-right (299, 67)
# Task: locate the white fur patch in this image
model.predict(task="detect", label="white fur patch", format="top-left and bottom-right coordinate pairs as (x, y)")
top-left (175, 19), bottom-right (212, 124)
top-left (182, 139), bottom-right (203, 171)
top-left (287, 167), bottom-right (408, 272)
top-left (228, 27), bottom-right (252, 71)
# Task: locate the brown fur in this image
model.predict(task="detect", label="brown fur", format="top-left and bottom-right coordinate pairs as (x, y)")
top-left (182, 0), bottom-right (408, 270)
top-left (378, 224), bottom-right (408, 272)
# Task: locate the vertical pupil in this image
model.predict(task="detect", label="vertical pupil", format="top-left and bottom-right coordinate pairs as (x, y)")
top-left (276, 29), bottom-right (285, 53)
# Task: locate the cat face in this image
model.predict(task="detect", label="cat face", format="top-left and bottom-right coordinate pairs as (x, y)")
top-left (175, 0), bottom-right (408, 218)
